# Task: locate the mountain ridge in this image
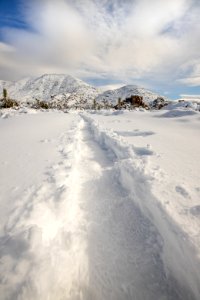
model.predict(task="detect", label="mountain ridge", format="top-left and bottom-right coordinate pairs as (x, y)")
top-left (0, 74), bottom-right (168, 108)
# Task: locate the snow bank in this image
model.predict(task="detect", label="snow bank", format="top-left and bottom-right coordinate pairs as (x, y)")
top-left (165, 100), bottom-right (200, 112)
top-left (82, 115), bottom-right (153, 161)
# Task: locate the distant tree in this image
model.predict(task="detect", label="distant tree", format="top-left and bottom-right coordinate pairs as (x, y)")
top-left (118, 97), bottom-right (122, 109)
top-left (32, 99), bottom-right (49, 109)
top-left (93, 99), bottom-right (97, 110)
top-left (3, 88), bottom-right (7, 100)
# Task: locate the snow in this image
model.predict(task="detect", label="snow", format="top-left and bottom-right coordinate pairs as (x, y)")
top-left (0, 108), bottom-right (200, 299)
top-left (86, 109), bottom-right (200, 297)
top-left (166, 100), bottom-right (200, 112)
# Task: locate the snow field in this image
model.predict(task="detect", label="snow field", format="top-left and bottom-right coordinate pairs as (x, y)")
top-left (0, 110), bottom-right (199, 299)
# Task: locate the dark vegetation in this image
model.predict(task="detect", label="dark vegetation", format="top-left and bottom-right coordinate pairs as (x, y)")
top-left (113, 95), bottom-right (167, 110)
top-left (0, 88), bottom-right (19, 108)
top-left (32, 99), bottom-right (49, 109)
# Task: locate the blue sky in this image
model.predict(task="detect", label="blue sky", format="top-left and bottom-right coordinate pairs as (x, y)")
top-left (0, 0), bottom-right (29, 35)
top-left (0, 0), bottom-right (200, 99)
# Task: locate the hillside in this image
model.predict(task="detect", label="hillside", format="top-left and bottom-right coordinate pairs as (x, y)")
top-left (0, 74), bottom-right (99, 108)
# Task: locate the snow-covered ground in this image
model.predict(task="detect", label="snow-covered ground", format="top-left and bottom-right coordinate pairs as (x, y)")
top-left (0, 108), bottom-right (199, 299)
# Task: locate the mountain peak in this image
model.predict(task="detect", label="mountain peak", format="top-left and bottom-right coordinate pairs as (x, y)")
top-left (0, 73), bottom-right (98, 107)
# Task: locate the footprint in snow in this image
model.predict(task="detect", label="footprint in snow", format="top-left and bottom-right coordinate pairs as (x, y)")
top-left (115, 130), bottom-right (155, 137)
top-left (134, 145), bottom-right (154, 156)
top-left (195, 187), bottom-right (200, 193)
top-left (175, 186), bottom-right (191, 199)
top-left (40, 138), bottom-right (52, 143)
top-left (190, 205), bottom-right (200, 217)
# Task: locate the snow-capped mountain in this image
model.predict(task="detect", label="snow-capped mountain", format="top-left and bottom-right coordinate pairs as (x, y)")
top-left (97, 85), bottom-right (168, 105)
top-left (0, 74), bottom-right (99, 108)
top-left (0, 74), bottom-right (169, 109)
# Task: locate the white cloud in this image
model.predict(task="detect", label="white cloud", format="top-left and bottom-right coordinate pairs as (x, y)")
top-left (180, 94), bottom-right (200, 99)
top-left (99, 83), bottom-right (126, 92)
top-left (178, 59), bottom-right (200, 86)
top-left (178, 77), bottom-right (200, 86)
top-left (0, 0), bottom-right (200, 88)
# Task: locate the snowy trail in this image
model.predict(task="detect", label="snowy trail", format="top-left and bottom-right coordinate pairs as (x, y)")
top-left (0, 113), bottom-right (197, 299)
top-left (76, 117), bottom-right (183, 300)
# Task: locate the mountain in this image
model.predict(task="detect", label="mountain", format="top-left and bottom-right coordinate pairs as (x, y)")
top-left (97, 85), bottom-right (168, 105)
top-left (0, 74), bottom-right (99, 108)
top-left (0, 74), bottom-right (168, 109)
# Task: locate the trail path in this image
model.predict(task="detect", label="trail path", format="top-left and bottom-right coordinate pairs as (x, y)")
top-left (0, 113), bottom-right (196, 300)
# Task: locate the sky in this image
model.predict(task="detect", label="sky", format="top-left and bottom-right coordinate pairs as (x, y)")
top-left (0, 0), bottom-right (200, 99)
